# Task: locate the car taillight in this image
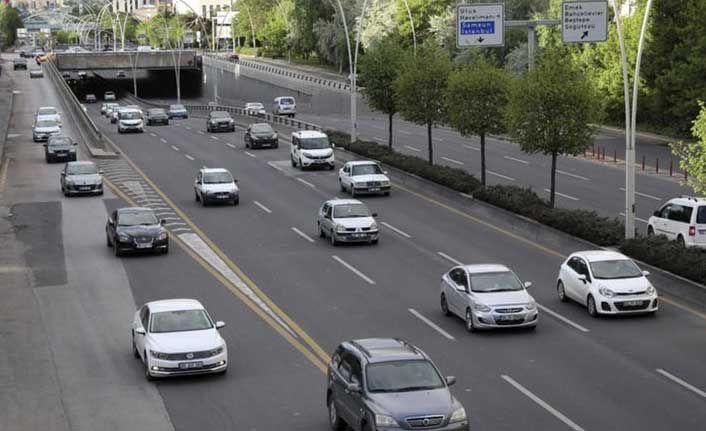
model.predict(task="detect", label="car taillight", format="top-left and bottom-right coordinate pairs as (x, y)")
top-left (689, 226), bottom-right (696, 236)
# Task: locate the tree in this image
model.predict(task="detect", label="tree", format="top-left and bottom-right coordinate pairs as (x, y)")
top-left (671, 102), bottom-right (706, 194)
top-left (447, 59), bottom-right (510, 185)
top-left (0, 4), bottom-right (23, 49)
top-left (358, 37), bottom-right (406, 149)
top-left (394, 42), bottom-right (451, 164)
top-left (506, 47), bottom-right (599, 207)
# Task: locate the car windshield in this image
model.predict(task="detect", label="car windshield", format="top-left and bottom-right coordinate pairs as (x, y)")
top-left (333, 203), bottom-right (370, 218)
top-left (300, 137), bottom-right (330, 149)
top-left (590, 259), bottom-right (643, 279)
top-left (211, 112), bottom-right (230, 119)
top-left (352, 164), bottom-right (382, 176)
top-left (105, 92), bottom-right (114, 96)
top-left (150, 309), bottom-right (213, 333)
top-left (469, 271), bottom-right (524, 293)
top-left (203, 172), bottom-right (233, 184)
top-left (251, 124), bottom-right (273, 134)
top-left (38, 108), bottom-right (57, 116)
top-left (118, 211), bottom-right (158, 226)
top-left (170, 104), bottom-right (185, 111)
top-left (366, 360), bottom-right (445, 393)
top-left (48, 137), bottom-right (71, 146)
top-left (86, 95), bottom-right (95, 99)
top-left (67, 164), bottom-right (97, 175)
top-left (149, 109), bottom-right (166, 116)
top-left (279, 98), bottom-right (294, 105)
top-left (120, 111), bottom-right (141, 119)
top-left (36, 120), bottom-right (58, 128)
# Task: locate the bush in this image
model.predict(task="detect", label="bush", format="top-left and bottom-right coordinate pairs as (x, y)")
top-left (620, 236), bottom-right (706, 285)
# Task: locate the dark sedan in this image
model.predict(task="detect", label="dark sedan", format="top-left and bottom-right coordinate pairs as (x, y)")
top-left (145, 108), bottom-right (170, 126)
top-left (206, 111), bottom-right (235, 133)
top-left (167, 104), bottom-right (189, 119)
top-left (44, 135), bottom-right (77, 163)
top-left (106, 207), bottom-right (169, 256)
top-left (244, 123), bottom-right (278, 149)
top-left (13, 59), bottom-right (27, 70)
top-left (61, 161), bottom-right (103, 196)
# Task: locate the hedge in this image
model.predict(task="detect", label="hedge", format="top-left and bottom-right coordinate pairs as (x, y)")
top-left (620, 236), bottom-right (706, 285)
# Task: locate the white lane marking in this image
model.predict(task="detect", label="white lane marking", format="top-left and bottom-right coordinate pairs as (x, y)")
top-left (374, 137), bottom-right (385, 143)
top-left (254, 201), bottom-right (272, 214)
top-left (12, 90), bottom-right (21, 95)
top-left (408, 309), bottom-right (455, 340)
top-left (656, 369), bottom-right (706, 399)
top-left (619, 213), bottom-right (649, 224)
top-left (149, 207), bottom-right (171, 211)
top-left (211, 136), bottom-right (219, 141)
top-left (488, 171), bottom-right (516, 181)
top-left (185, 126), bottom-right (192, 130)
top-left (536, 304), bottom-right (589, 333)
top-left (244, 151), bottom-right (257, 158)
top-left (504, 156), bottom-right (529, 165)
top-left (370, 124), bottom-right (384, 130)
top-left (619, 187), bottom-right (662, 201)
top-left (159, 217), bottom-right (181, 221)
top-left (171, 145), bottom-right (180, 152)
top-left (160, 138), bottom-right (168, 144)
top-left (164, 222), bottom-right (188, 227)
top-left (7, 133), bottom-right (22, 138)
top-left (170, 228), bottom-right (191, 232)
top-left (502, 375), bottom-right (585, 431)
top-left (332, 255), bottom-right (375, 285)
top-left (544, 189), bottom-right (579, 201)
top-left (557, 169), bottom-right (590, 181)
top-left (149, 132), bottom-right (157, 137)
top-left (381, 221), bottom-right (411, 238)
top-left (460, 193), bottom-right (474, 199)
top-left (268, 161), bottom-right (285, 172)
top-left (442, 157), bottom-right (464, 165)
top-left (178, 232), bottom-right (295, 336)
top-left (405, 145), bottom-right (422, 152)
top-left (197, 130), bottom-right (205, 135)
top-left (226, 143), bottom-right (236, 149)
top-left (400, 129), bottom-right (413, 135)
top-left (437, 252), bottom-right (463, 266)
top-left (296, 178), bottom-right (316, 188)
top-left (185, 154), bottom-right (195, 161)
top-left (464, 144), bottom-right (480, 151)
top-left (291, 227), bottom-right (314, 243)
top-left (433, 137), bottom-right (445, 143)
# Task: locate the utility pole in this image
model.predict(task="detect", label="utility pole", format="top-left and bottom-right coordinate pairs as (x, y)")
top-left (504, 19), bottom-right (560, 70)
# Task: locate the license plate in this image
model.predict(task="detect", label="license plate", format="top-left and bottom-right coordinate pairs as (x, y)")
top-left (179, 361), bottom-right (203, 369)
top-left (57, 153), bottom-right (67, 157)
top-left (495, 315), bottom-right (520, 321)
top-left (352, 233), bottom-right (366, 238)
top-left (217, 195), bottom-right (229, 199)
top-left (624, 300), bottom-right (643, 306)
top-left (79, 187), bottom-right (90, 191)
top-left (314, 160), bottom-right (325, 164)
top-left (369, 187), bottom-right (380, 192)
top-left (699, 229), bottom-right (706, 235)
top-left (136, 242), bottom-right (152, 249)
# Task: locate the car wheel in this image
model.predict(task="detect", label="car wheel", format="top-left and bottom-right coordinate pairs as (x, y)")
top-left (328, 397), bottom-right (345, 431)
top-left (132, 332), bottom-right (139, 358)
top-left (465, 308), bottom-right (477, 333)
top-left (330, 231), bottom-right (338, 246)
top-left (557, 281), bottom-right (568, 302)
top-left (106, 233), bottom-right (112, 247)
top-left (195, 190), bottom-right (200, 202)
top-left (245, 141), bottom-right (249, 149)
top-left (144, 353), bottom-right (154, 381)
top-left (587, 295), bottom-right (599, 318)
top-left (201, 193), bottom-right (208, 206)
top-left (319, 223), bottom-right (325, 238)
top-left (350, 187), bottom-right (356, 198)
top-left (384, 191), bottom-right (390, 196)
top-left (232, 197), bottom-right (239, 206)
top-left (114, 243), bottom-right (122, 257)
top-left (161, 243), bottom-right (169, 255)
top-left (339, 180), bottom-right (345, 192)
top-left (647, 226), bottom-right (654, 236)
top-left (291, 156), bottom-right (296, 167)
top-left (371, 239), bottom-right (378, 245)
top-left (440, 294), bottom-right (451, 316)
top-left (677, 235), bottom-right (686, 247)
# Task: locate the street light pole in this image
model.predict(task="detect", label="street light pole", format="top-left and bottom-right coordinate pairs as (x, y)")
top-left (400, 0), bottom-right (416, 56)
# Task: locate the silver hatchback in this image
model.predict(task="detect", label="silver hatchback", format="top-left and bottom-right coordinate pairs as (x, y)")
top-left (317, 199), bottom-right (379, 245)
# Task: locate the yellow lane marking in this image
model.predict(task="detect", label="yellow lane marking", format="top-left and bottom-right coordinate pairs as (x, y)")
top-left (0, 157), bottom-right (10, 195)
top-left (104, 179), bottom-right (328, 373)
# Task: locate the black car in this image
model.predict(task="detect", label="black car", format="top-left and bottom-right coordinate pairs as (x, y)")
top-left (85, 94), bottom-right (97, 103)
top-left (13, 59), bottom-right (27, 70)
top-left (207, 111), bottom-right (235, 133)
top-left (62, 71), bottom-right (71, 79)
top-left (145, 108), bottom-right (169, 126)
top-left (61, 161), bottom-right (103, 196)
top-left (244, 123), bottom-right (278, 149)
top-left (167, 104), bottom-right (189, 119)
top-left (44, 135), bottom-right (77, 163)
top-left (106, 207), bottom-right (169, 256)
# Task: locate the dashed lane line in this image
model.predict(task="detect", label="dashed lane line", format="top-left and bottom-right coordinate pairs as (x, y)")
top-left (291, 227), bottom-right (315, 243)
top-left (381, 221), bottom-right (411, 238)
top-left (408, 308), bottom-right (455, 340)
top-left (619, 187), bottom-right (662, 201)
top-left (185, 154), bottom-right (195, 161)
top-left (536, 304), bottom-right (589, 333)
top-left (405, 145), bottom-right (422, 152)
top-left (656, 369), bottom-right (706, 400)
top-left (171, 145), bottom-right (180, 152)
top-left (619, 212), bottom-right (649, 224)
top-left (254, 201), bottom-right (272, 214)
top-left (557, 169), bottom-right (590, 181)
top-left (245, 151), bottom-right (257, 158)
top-left (226, 143), bottom-right (236, 149)
top-left (488, 171), bottom-right (516, 181)
top-left (437, 252), bottom-right (463, 266)
top-left (504, 156), bottom-right (529, 165)
top-left (332, 255), bottom-right (375, 285)
top-left (464, 145), bottom-right (480, 151)
top-left (544, 189), bottom-right (580, 201)
top-left (297, 178), bottom-right (316, 188)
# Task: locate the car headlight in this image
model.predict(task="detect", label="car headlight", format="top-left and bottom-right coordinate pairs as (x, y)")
top-left (210, 345), bottom-right (224, 356)
top-left (158, 231), bottom-right (168, 240)
top-left (273, 133), bottom-right (278, 139)
top-left (449, 407), bottom-right (467, 423)
top-left (150, 350), bottom-right (169, 360)
top-left (370, 221), bottom-right (378, 230)
top-left (210, 120), bottom-right (217, 124)
top-left (69, 148), bottom-right (76, 153)
top-left (381, 180), bottom-right (391, 186)
top-left (64, 178), bottom-right (74, 184)
top-left (646, 285), bottom-right (656, 296)
top-left (228, 119), bottom-right (234, 124)
top-left (375, 414), bottom-right (399, 427)
top-left (118, 233), bottom-right (130, 242)
top-left (473, 302), bottom-right (491, 312)
top-left (336, 225), bottom-right (347, 233)
top-left (599, 287), bottom-right (615, 298)
top-left (526, 300), bottom-right (537, 310)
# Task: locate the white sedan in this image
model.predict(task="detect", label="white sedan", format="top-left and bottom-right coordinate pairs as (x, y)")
top-left (557, 250), bottom-right (658, 317)
top-left (132, 299), bottom-right (228, 380)
top-left (245, 102), bottom-right (266, 117)
top-left (338, 161), bottom-right (391, 197)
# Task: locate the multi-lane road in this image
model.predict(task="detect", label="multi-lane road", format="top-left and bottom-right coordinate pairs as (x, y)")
top-left (2, 57), bottom-right (706, 431)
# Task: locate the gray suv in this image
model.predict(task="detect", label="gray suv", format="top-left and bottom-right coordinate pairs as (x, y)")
top-left (326, 338), bottom-right (468, 431)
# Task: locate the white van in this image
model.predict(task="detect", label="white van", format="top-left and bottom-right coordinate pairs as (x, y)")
top-left (273, 96), bottom-right (296, 117)
top-left (290, 130), bottom-right (334, 170)
top-left (647, 196), bottom-right (706, 248)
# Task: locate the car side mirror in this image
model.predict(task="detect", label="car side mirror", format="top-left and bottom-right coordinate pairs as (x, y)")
top-left (383, 171), bottom-right (388, 175)
top-left (445, 376), bottom-right (457, 386)
top-left (456, 283), bottom-right (467, 292)
top-left (73, 142), bottom-right (78, 146)
top-left (642, 270), bottom-right (650, 277)
top-left (524, 281), bottom-right (532, 289)
top-left (653, 210), bottom-right (660, 217)
top-left (108, 218), bottom-right (114, 225)
top-left (99, 170), bottom-right (104, 175)
top-left (372, 213), bottom-right (378, 218)
top-left (160, 219), bottom-right (166, 226)
top-left (42, 143), bottom-right (47, 147)
top-left (331, 143), bottom-right (336, 148)
top-left (577, 274), bottom-right (587, 284)
top-left (135, 328), bottom-right (146, 335)
top-left (60, 172), bottom-right (65, 176)
top-left (345, 382), bottom-right (361, 394)
top-left (233, 179), bottom-right (238, 183)
top-left (215, 321), bottom-right (225, 329)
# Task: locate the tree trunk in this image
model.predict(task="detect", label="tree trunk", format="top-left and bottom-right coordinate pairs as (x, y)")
top-left (480, 132), bottom-right (486, 186)
top-left (427, 123), bottom-right (433, 165)
top-left (549, 151), bottom-right (557, 208)
top-left (388, 113), bottom-right (393, 149)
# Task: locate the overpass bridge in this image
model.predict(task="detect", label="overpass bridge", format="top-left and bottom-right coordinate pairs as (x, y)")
top-left (53, 50), bottom-right (202, 71)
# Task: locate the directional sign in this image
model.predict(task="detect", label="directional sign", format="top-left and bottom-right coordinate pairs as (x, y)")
top-left (456, 3), bottom-right (505, 48)
top-left (562, 1), bottom-right (608, 43)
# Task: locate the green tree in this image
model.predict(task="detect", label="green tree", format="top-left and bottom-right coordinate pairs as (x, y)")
top-left (394, 42), bottom-right (451, 164)
top-left (671, 102), bottom-right (706, 194)
top-left (447, 59), bottom-right (510, 185)
top-left (358, 37), bottom-right (406, 149)
top-left (0, 4), bottom-right (23, 48)
top-left (506, 48), bottom-right (599, 207)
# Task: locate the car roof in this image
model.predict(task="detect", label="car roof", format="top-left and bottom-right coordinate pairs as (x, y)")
top-left (326, 199), bottom-right (364, 206)
top-left (572, 250), bottom-right (630, 262)
top-left (461, 264), bottom-right (512, 274)
top-left (246, 102), bottom-right (263, 106)
top-left (117, 206), bottom-right (154, 214)
top-left (665, 197), bottom-right (706, 206)
top-left (200, 167), bottom-right (230, 174)
top-left (293, 130), bottom-right (327, 139)
top-left (66, 161), bottom-right (95, 167)
top-left (146, 298), bottom-right (205, 313)
top-left (349, 338), bottom-right (426, 363)
top-left (105, 91), bottom-right (115, 93)
top-left (347, 160), bottom-right (378, 166)
top-left (38, 106), bottom-right (57, 111)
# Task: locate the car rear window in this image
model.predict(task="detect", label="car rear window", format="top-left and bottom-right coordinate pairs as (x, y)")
top-left (697, 206), bottom-right (706, 224)
top-left (667, 204), bottom-right (693, 223)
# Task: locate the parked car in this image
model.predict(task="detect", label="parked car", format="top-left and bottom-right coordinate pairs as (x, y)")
top-left (116, 70), bottom-right (127, 78)
top-left (145, 108), bottom-right (170, 126)
top-left (167, 104), bottom-right (188, 119)
top-left (206, 111), bottom-right (235, 133)
top-left (440, 264), bottom-right (537, 332)
top-left (85, 94), bottom-right (97, 103)
top-left (132, 299), bottom-right (227, 380)
top-left (101, 102), bottom-right (119, 116)
top-left (647, 196), bottom-right (706, 248)
top-left (43, 135), bottom-right (77, 162)
top-left (244, 123), bottom-right (278, 149)
top-left (61, 71), bottom-right (71, 79)
top-left (194, 167), bottom-right (239, 206)
top-left (291, 130), bottom-right (334, 170)
top-left (317, 199), bottom-right (379, 245)
top-left (105, 207), bottom-right (168, 256)
top-left (117, 108), bottom-right (144, 133)
top-left (13, 59), bottom-right (27, 70)
top-left (228, 53), bottom-right (239, 62)
top-left (33, 118), bottom-right (62, 142)
top-left (557, 250), bottom-right (658, 317)
top-left (104, 91), bottom-right (116, 101)
top-left (245, 102), bottom-right (266, 117)
top-left (273, 96), bottom-right (296, 117)
top-left (326, 338), bottom-right (468, 431)
top-left (29, 69), bottom-right (43, 78)
top-left (78, 70), bottom-right (87, 79)
top-left (61, 161), bottom-right (103, 196)
top-left (339, 161), bottom-right (391, 197)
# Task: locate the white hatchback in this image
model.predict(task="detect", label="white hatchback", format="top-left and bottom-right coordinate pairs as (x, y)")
top-left (194, 167), bottom-right (239, 206)
top-left (339, 161), bottom-right (391, 197)
top-left (557, 250), bottom-right (658, 317)
top-left (132, 299), bottom-right (228, 380)
top-left (647, 196), bottom-right (706, 248)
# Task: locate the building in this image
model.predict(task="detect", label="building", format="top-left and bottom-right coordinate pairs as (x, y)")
top-left (174, 0), bottom-right (231, 20)
top-left (112, 0), bottom-right (171, 16)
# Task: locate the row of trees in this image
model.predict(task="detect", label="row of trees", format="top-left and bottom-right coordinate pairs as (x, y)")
top-left (0, 4), bottom-right (23, 49)
top-left (358, 39), bottom-right (599, 208)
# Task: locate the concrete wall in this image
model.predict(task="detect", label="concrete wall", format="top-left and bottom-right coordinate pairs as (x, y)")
top-left (55, 51), bottom-right (201, 71)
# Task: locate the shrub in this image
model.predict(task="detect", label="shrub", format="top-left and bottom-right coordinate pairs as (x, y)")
top-left (620, 236), bottom-right (706, 285)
